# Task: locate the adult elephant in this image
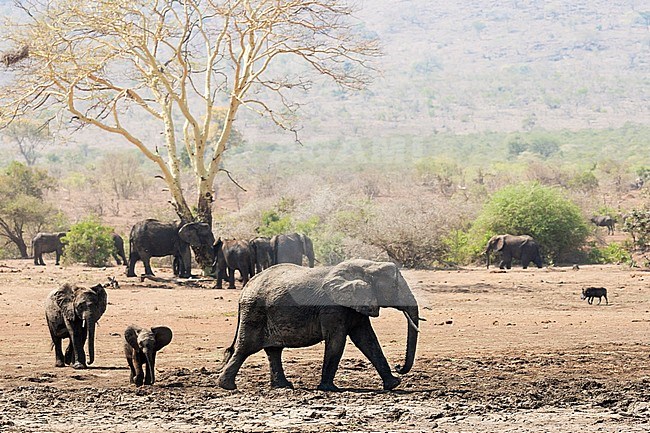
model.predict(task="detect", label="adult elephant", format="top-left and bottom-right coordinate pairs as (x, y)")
top-left (217, 259), bottom-right (419, 392)
top-left (271, 233), bottom-right (315, 267)
top-left (213, 239), bottom-right (255, 289)
top-left (32, 232), bottom-right (66, 266)
top-left (127, 219), bottom-right (215, 278)
top-left (45, 283), bottom-right (108, 369)
top-left (485, 234), bottom-right (543, 269)
top-left (112, 233), bottom-right (128, 266)
top-left (249, 236), bottom-right (273, 273)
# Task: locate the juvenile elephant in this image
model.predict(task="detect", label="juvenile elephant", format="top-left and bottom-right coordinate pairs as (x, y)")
top-left (112, 233), bottom-right (128, 266)
top-left (213, 239), bottom-right (255, 289)
top-left (591, 215), bottom-right (615, 235)
top-left (485, 234), bottom-right (543, 269)
top-left (271, 233), bottom-right (315, 267)
top-left (45, 283), bottom-right (107, 369)
top-left (217, 259), bottom-right (419, 392)
top-left (124, 325), bottom-right (173, 386)
top-left (249, 236), bottom-right (273, 273)
top-left (32, 232), bottom-right (66, 266)
top-left (127, 219), bottom-right (215, 278)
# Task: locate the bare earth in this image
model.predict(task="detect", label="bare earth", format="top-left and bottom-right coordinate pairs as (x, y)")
top-left (0, 260), bottom-right (649, 432)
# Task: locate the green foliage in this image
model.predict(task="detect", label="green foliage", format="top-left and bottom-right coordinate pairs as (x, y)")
top-left (63, 218), bottom-right (115, 267)
top-left (567, 170), bottom-right (599, 192)
top-left (622, 209), bottom-right (650, 249)
top-left (257, 210), bottom-right (293, 237)
top-left (442, 229), bottom-right (470, 266)
top-left (587, 242), bottom-right (632, 265)
top-left (468, 182), bottom-right (589, 262)
top-left (0, 162), bottom-right (56, 257)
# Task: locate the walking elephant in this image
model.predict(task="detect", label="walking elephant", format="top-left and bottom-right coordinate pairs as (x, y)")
top-left (271, 233), bottom-right (315, 267)
top-left (32, 232), bottom-right (66, 266)
top-left (112, 233), bottom-right (128, 266)
top-left (590, 215), bottom-right (615, 235)
top-left (485, 234), bottom-right (543, 269)
top-left (45, 283), bottom-right (108, 369)
top-left (124, 325), bottom-right (173, 386)
top-left (217, 259), bottom-right (419, 392)
top-left (213, 239), bottom-right (255, 289)
top-left (127, 219), bottom-right (215, 278)
top-left (249, 236), bottom-right (273, 273)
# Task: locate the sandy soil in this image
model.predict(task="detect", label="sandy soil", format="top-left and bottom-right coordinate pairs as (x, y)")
top-left (0, 259), bottom-right (649, 432)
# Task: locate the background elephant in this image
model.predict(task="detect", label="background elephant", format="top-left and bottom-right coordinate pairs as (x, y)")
top-left (127, 219), bottom-right (215, 278)
top-left (590, 215), bottom-right (615, 235)
top-left (45, 283), bottom-right (107, 369)
top-left (32, 232), bottom-right (66, 266)
top-left (485, 234), bottom-right (543, 269)
top-left (213, 238), bottom-right (255, 289)
top-left (271, 233), bottom-right (315, 267)
top-left (112, 233), bottom-right (127, 266)
top-left (217, 259), bottom-right (419, 392)
top-left (124, 325), bottom-right (173, 386)
top-left (249, 236), bottom-right (273, 273)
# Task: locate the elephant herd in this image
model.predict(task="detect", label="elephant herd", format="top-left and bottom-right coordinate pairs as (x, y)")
top-left (37, 215), bottom-right (555, 391)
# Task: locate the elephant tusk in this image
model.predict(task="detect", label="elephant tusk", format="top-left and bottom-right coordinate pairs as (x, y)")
top-left (82, 319), bottom-right (86, 328)
top-left (403, 311), bottom-right (420, 333)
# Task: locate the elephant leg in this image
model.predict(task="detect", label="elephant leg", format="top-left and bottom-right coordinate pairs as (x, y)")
top-left (49, 329), bottom-right (65, 367)
top-left (69, 325), bottom-right (87, 369)
top-left (55, 249), bottom-right (62, 265)
top-left (127, 252), bottom-right (139, 277)
top-left (521, 254), bottom-right (530, 269)
top-left (264, 347), bottom-right (293, 389)
top-left (348, 318), bottom-right (400, 391)
top-left (126, 357), bottom-right (137, 384)
top-left (133, 356), bottom-right (144, 387)
top-left (64, 340), bottom-right (74, 365)
top-left (318, 330), bottom-right (347, 392)
top-left (34, 253), bottom-right (39, 266)
top-left (113, 253), bottom-right (121, 265)
top-left (142, 256), bottom-right (154, 276)
top-left (217, 347), bottom-right (256, 390)
top-left (228, 267), bottom-right (236, 289)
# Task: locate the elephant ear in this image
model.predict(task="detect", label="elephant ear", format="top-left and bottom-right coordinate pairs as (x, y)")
top-left (152, 326), bottom-right (173, 351)
top-left (495, 236), bottom-right (506, 251)
top-left (89, 284), bottom-right (108, 317)
top-left (322, 262), bottom-right (379, 317)
top-left (124, 325), bottom-right (140, 350)
top-left (179, 222), bottom-right (214, 246)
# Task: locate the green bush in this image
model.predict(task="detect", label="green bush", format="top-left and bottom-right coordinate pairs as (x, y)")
top-left (63, 218), bottom-right (115, 267)
top-left (588, 242), bottom-right (632, 265)
top-left (468, 182), bottom-right (589, 262)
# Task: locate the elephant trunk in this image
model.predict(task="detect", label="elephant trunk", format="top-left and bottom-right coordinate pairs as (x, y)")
top-left (486, 250), bottom-right (490, 269)
top-left (86, 317), bottom-right (96, 365)
top-left (395, 305), bottom-right (419, 375)
top-left (145, 350), bottom-right (155, 384)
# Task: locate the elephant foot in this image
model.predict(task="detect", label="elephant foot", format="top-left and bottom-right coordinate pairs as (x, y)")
top-left (271, 380), bottom-right (294, 389)
top-left (382, 376), bottom-right (401, 391)
top-left (55, 360), bottom-right (65, 368)
top-left (126, 271), bottom-right (137, 277)
top-left (317, 382), bottom-right (341, 392)
top-left (217, 375), bottom-right (237, 390)
top-left (72, 362), bottom-right (86, 370)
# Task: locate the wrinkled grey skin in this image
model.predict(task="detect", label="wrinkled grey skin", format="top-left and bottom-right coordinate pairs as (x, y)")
top-left (591, 215), bottom-right (615, 235)
top-left (486, 234), bottom-right (543, 269)
top-left (217, 259), bottom-right (419, 392)
top-left (213, 239), bottom-right (255, 289)
top-left (45, 283), bottom-right (107, 369)
top-left (124, 325), bottom-right (173, 386)
top-left (249, 237), bottom-right (273, 273)
top-left (112, 233), bottom-right (127, 266)
top-left (32, 232), bottom-right (66, 266)
top-left (271, 233), bottom-right (315, 267)
top-left (127, 219), bottom-right (215, 278)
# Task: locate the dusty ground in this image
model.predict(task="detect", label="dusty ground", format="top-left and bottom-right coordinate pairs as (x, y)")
top-left (0, 259), bottom-right (649, 432)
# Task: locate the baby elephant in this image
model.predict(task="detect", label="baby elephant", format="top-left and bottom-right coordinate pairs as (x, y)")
top-left (581, 287), bottom-right (608, 305)
top-left (124, 325), bottom-right (173, 386)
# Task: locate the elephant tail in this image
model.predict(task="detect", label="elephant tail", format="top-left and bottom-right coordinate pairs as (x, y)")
top-left (218, 309), bottom-right (241, 372)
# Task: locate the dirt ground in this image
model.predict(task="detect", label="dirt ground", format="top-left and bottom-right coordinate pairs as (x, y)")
top-left (0, 259), bottom-right (649, 432)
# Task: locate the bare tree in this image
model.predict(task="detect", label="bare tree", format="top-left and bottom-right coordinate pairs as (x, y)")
top-left (2, 118), bottom-right (53, 166)
top-left (0, 0), bottom-right (379, 269)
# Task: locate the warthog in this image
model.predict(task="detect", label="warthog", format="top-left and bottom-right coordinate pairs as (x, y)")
top-left (581, 287), bottom-right (608, 305)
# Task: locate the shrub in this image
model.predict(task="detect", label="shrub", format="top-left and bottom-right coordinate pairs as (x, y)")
top-left (63, 218), bottom-right (115, 267)
top-left (587, 242), bottom-right (632, 265)
top-left (468, 182), bottom-right (589, 262)
top-left (622, 208), bottom-right (650, 249)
